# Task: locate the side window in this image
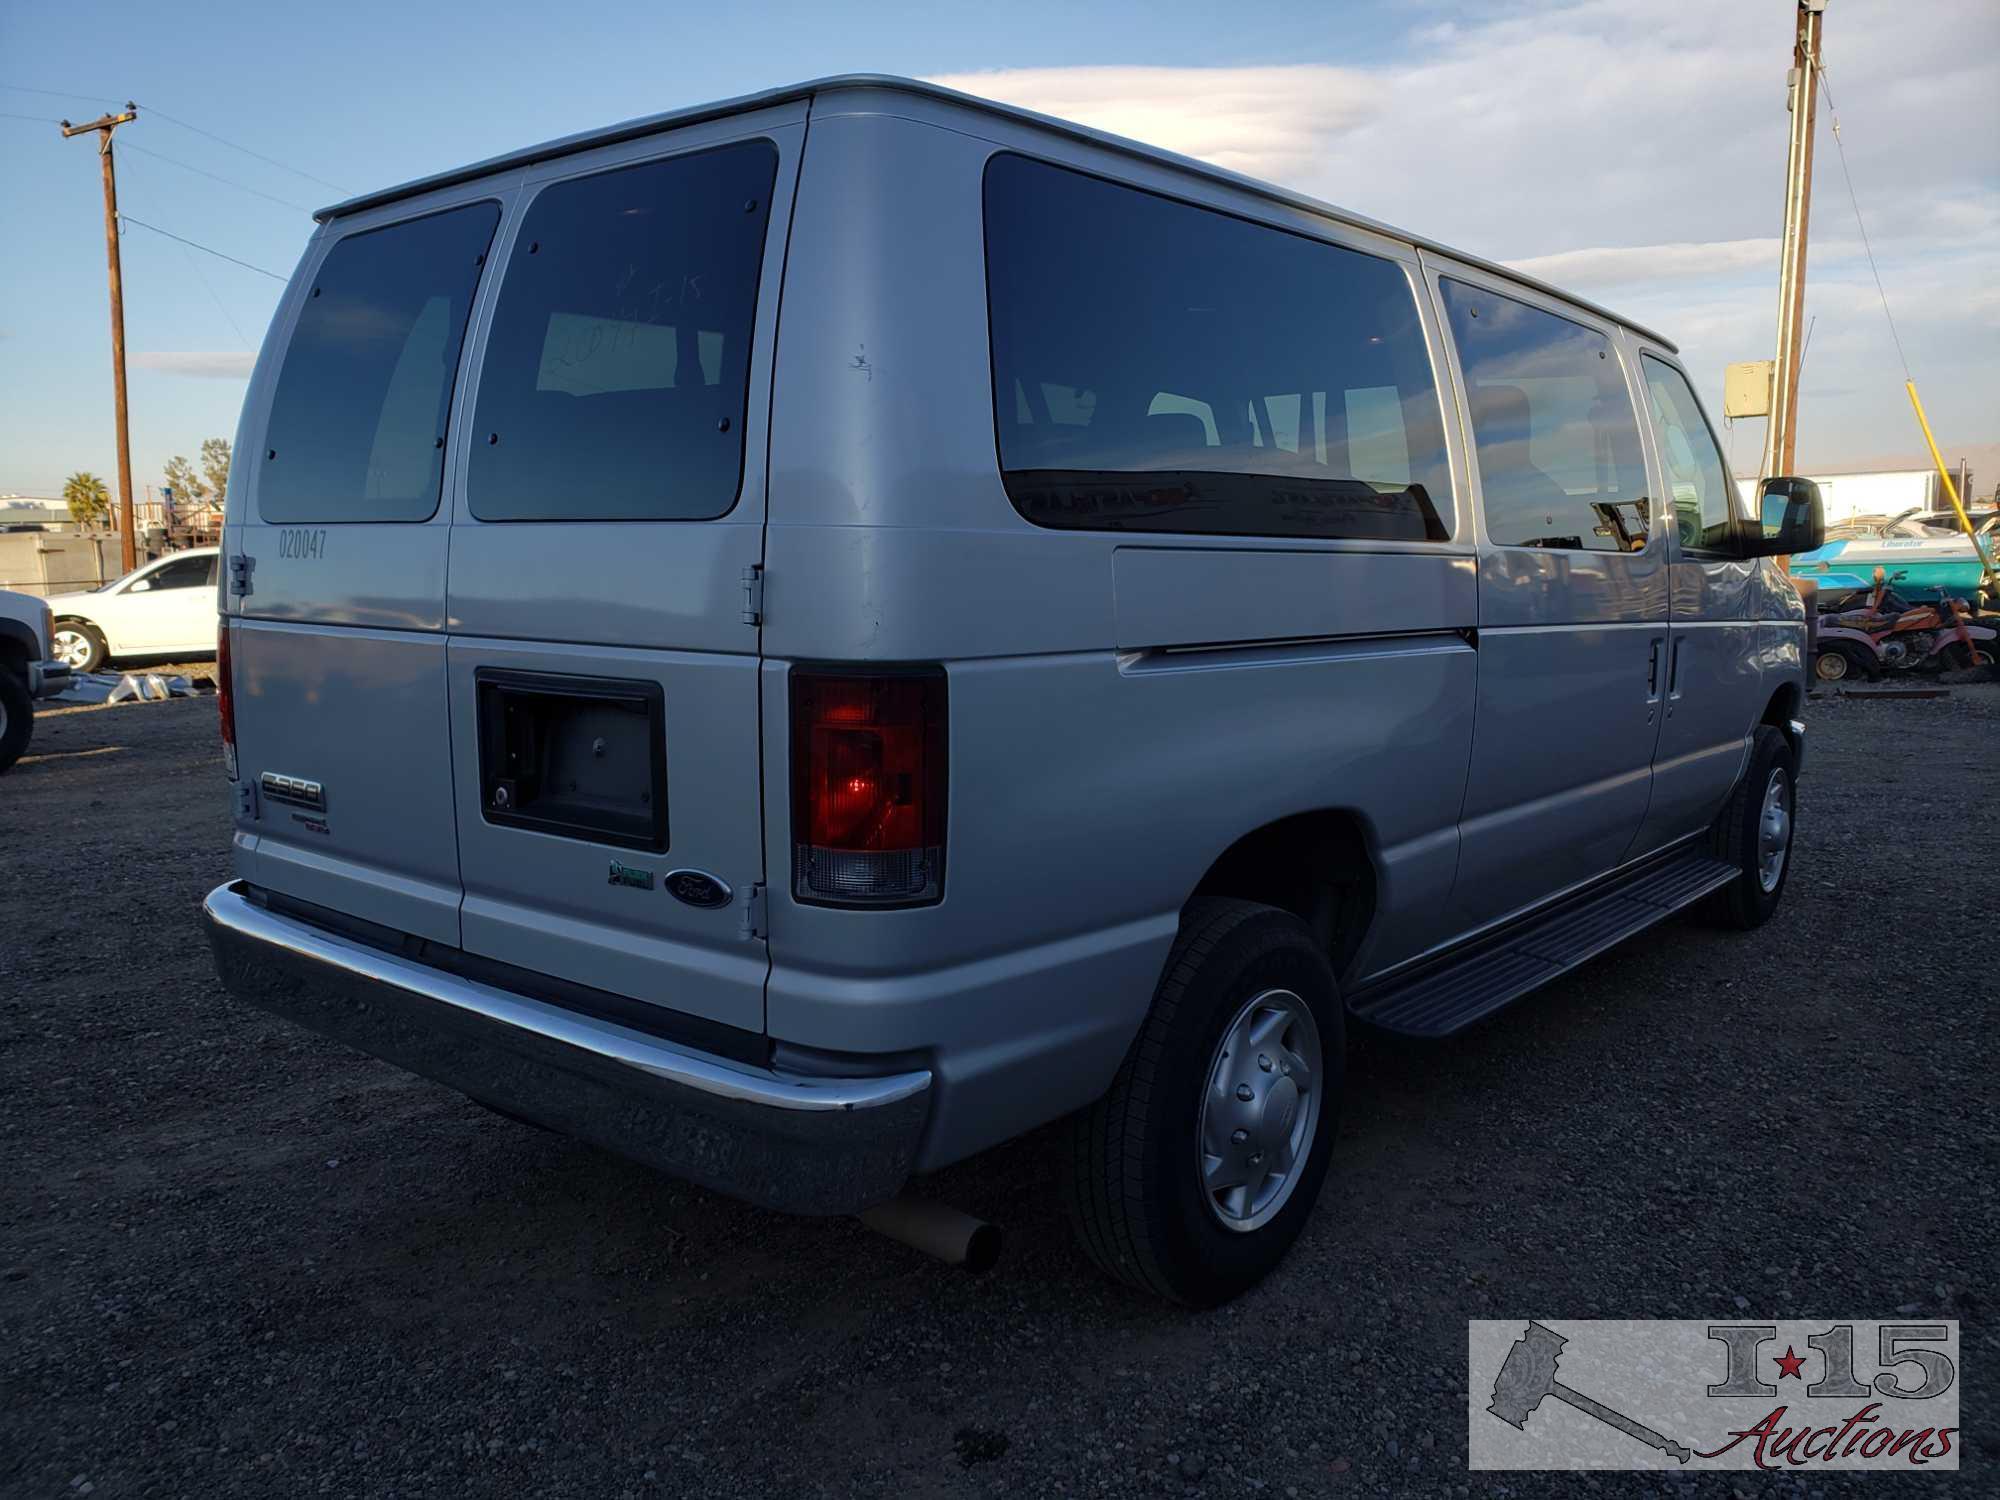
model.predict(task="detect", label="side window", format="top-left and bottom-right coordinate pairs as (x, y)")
top-left (261, 202), bottom-right (500, 523)
top-left (1641, 357), bottom-right (1740, 555)
top-left (140, 554), bottom-right (213, 590)
top-left (1439, 280), bottom-right (1650, 553)
top-left (467, 139), bottom-right (779, 522)
top-left (984, 154), bottom-right (1453, 542)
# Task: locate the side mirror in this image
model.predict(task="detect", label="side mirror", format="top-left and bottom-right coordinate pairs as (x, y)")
top-left (1747, 476), bottom-right (1825, 558)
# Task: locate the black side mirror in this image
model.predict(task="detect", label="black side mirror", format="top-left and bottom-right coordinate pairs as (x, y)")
top-left (1747, 477), bottom-right (1825, 558)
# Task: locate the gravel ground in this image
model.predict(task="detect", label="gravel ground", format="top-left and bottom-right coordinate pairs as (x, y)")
top-left (2, 688), bottom-right (1992, 1498)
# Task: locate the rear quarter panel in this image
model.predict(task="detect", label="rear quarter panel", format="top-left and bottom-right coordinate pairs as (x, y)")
top-left (764, 99), bottom-right (1478, 1167)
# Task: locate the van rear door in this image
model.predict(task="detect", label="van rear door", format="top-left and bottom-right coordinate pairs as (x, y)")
top-left (442, 113), bottom-right (801, 1033)
top-left (227, 187), bottom-right (510, 944)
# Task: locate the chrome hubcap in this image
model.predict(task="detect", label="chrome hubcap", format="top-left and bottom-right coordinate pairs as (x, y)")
top-left (1757, 769), bottom-right (1791, 893)
top-left (52, 630), bottom-right (92, 671)
top-left (1815, 651), bottom-right (1847, 682)
top-left (1197, 988), bottom-right (1322, 1233)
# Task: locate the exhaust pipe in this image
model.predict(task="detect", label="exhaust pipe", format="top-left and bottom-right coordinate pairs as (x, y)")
top-left (858, 1195), bottom-right (1002, 1273)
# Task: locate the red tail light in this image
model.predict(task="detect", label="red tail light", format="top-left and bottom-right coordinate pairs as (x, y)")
top-left (791, 667), bottom-right (946, 906)
top-left (217, 620), bottom-right (237, 781)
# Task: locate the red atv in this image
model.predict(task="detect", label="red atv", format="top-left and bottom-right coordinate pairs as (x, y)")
top-left (1814, 571), bottom-right (1997, 682)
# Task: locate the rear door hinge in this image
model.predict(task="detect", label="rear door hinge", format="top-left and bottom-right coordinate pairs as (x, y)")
top-left (740, 564), bottom-right (763, 626)
top-left (739, 882), bottom-right (767, 941)
top-left (228, 553), bottom-right (255, 597)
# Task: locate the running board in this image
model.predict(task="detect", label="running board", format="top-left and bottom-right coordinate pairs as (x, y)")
top-left (1347, 849), bottom-right (1737, 1038)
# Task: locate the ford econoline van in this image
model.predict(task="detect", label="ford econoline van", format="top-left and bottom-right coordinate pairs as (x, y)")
top-left (203, 75), bottom-right (1823, 1304)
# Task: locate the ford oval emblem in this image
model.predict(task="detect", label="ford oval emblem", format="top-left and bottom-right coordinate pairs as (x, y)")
top-left (664, 869), bottom-right (732, 909)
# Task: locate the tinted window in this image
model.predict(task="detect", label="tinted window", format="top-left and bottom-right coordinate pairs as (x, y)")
top-left (261, 203), bottom-right (499, 523)
top-left (985, 155), bottom-right (1452, 541)
top-left (468, 140), bottom-right (778, 522)
top-left (1440, 280), bottom-right (1650, 552)
top-left (141, 554), bottom-right (213, 590)
top-left (1641, 356), bottom-right (1739, 554)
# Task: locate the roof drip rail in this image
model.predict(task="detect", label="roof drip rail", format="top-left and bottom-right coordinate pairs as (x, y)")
top-left (314, 74), bottom-right (1676, 353)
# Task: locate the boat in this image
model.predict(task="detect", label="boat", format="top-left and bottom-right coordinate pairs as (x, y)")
top-left (1788, 509), bottom-right (1994, 598)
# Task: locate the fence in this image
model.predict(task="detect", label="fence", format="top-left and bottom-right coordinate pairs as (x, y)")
top-left (0, 532), bottom-right (130, 597)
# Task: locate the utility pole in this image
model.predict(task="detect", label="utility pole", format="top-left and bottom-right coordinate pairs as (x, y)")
top-left (1760, 1), bottom-right (1825, 480)
top-left (60, 103), bottom-right (140, 574)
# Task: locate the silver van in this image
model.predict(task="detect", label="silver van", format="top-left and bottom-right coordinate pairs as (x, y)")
top-left (203, 75), bottom-right (1823, 1304)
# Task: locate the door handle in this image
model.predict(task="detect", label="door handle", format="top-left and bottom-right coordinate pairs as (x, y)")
top-left (1646, 638), bottom-right (1663, 702)
top-left (1667, 639), bottom-right (1684, 701)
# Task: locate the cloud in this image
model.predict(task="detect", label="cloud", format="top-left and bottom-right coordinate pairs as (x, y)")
top-left (925, 0), bottom-right (2000, 466)
top-left (133, 351), bottom-right (255, 379)
top-left (1505, 240), bottom-right (1783, 291)
top-left (925, 65), bottom-right (1386, 183)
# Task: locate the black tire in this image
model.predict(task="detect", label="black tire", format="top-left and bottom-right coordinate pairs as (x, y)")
top-left (0, 669), bottom-right (32, 774)
top-left (52, 620), bottom-right (107, 674)
top-left (1813, 644), bottom-right (1869, 683)
top-left (1065, 898), bottom-right (1344, 1305)
top-left (1700, 726), bottom-right (1797, 930)
top-left (1941, 641), bottom-right (1995, 676)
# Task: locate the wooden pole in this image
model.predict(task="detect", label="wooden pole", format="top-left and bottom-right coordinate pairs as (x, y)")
top-left (1761, 2), bottom-right (1824, 480)
top-left (61, 105), bottom-right (140, 574)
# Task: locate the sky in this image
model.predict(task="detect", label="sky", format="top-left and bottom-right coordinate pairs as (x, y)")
top-left (3, 0), bottom-right (1995, 503)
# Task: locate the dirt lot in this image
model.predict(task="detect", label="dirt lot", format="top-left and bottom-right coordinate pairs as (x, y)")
top-left (2, 689), bottom-right (1992, 1497)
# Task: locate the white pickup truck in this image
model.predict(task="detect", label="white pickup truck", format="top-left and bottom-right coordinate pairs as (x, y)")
top-left (0, 587), bottom-right (73, 773)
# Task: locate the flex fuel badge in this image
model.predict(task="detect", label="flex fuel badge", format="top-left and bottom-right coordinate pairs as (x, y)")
top-left (607, 861), bottom-right (654, 891)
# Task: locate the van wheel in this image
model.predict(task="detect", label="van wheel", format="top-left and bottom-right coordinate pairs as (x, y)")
top-left (52, 621), bottom-right (106, 674)
top-left (1701, 726), bottom-right (1796, 930)
top-left (1065, 898), bottom-right (1342, 1305)
top-left (0, 669), bottom-right (33, 774)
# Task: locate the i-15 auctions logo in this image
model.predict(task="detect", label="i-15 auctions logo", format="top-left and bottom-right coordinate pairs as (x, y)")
top-left (1468, 1320), bottom-right (1959, 1471)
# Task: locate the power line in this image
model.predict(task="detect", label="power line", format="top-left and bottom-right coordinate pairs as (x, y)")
top-left (178, 239), bottom-right (255, 349)
top-left (4, 81), bottom-right (350, 195)
top-left (1815, 63), bottom-right (1912, 384)
top-left (0, 81), bottom-right (123, 107)
top-left (117, 214), bottom-right (288, 281)
top-left (121, 139), bottom-right (314, 214)
top-left (135, 100), bottom-right (350, 195)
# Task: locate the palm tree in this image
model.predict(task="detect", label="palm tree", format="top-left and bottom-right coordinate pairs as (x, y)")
top-left (62, 472), bottom-right (112, 528)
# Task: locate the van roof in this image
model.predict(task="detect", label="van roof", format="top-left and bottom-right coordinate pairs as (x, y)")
top-left (316, 73), bottom-right (1676, 353)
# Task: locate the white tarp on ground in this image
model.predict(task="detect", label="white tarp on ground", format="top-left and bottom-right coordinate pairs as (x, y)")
top-left (55, 672), bottom-right (197, 705)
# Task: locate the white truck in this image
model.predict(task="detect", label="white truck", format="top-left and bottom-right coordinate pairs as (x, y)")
top-left (0, 587), bottom-right (73, 773)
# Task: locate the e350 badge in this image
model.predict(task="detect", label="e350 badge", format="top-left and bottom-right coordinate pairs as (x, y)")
top-left (607, 861), bottom-right (654, 891)
top-left (1469, 1320), bottom-right (1959, 1471)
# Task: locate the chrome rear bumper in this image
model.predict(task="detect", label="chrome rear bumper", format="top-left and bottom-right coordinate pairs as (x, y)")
top-left (202, 881), bottom-right (931, 1214)
top-left (29, 660), bottom-right (71, 699)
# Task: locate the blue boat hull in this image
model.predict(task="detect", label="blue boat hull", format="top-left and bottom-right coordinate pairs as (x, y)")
top-left (1790, 537), bottom-right (1988, 598)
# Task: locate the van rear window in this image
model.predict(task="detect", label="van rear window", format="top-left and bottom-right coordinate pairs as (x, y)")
top-left (467, 140), bottom-right (778, 522)
top-left (983, 154), bottom-right (1452, 541)
top-left (260, 202), bottom-right (499, 524)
